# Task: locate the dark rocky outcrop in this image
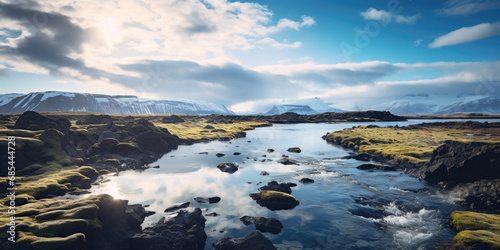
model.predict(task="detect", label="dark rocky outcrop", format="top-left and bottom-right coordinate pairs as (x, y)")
top-left (217, 163), bottom-right (238, 173)
top-left (161, 115), bottom-right (184, 124)
top-left (259, 181), bottom-right (292, 194)
top-left (414, 141), bottom-right (500, 187)
top-left (213, 231), bottom-right (276, 250)
top-left (240, 216), bottom-right (283, 234)
top-left (13, 111), bottom-right (70, 133)
top-left (250, 190), bottom-right (299, 211)
top-left (129, 208), bottom-right (207, 250)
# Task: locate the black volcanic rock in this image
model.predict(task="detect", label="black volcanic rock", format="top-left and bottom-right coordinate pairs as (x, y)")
top-left (249, 191), bottom-right (299, 211)
top-left (278, 158), bottom-right (299, 165)
top-left (416, 141), bottom-right (500, 186)
top-left (240, 216), bottom-right (283, 234)
top-left (13, 111), bottom-right (70, 132)
top-left (217, 163), bottom-right (238, 173)
top-left (164, 202), bottom-right (190, 213)
top-left (161, 115), bottom-right (184, 123)
top-left (259, 181), bottom-right (292, 194)
top-left (213, 231), bottom-right (276, 250)
top-left (130, 208), bottom-right (207, 250)
top-left (298, 178), bottom-right (315, 184)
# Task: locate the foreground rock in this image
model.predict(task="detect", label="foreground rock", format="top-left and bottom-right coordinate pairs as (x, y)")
top-left (240, 216), bottom-right (283, 234)
top-left (213, 231), bottom-right (276, 250)
top-left (298, 178), bottom-right (314, 184)
top-left (130, 208), bottom-right (207, 250)
top-left (13, 110), bottom-right (70, 133)
top-left (250, 190), bottom-right (300, 211)
top-left (450, 211), bottom-right (500, 249)
top-left (217, 163), bottom-right (239, 173)
top-left (259, 181), bottom-right (292, 194)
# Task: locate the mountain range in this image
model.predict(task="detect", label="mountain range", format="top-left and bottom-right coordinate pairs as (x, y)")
top-left (0, 91), bottom-right (235, 115)
top-left (0, 92), bottom-right (499, 115)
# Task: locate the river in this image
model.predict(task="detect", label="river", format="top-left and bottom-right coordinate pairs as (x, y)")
top-left (76, 119), bottom-right (499, 249)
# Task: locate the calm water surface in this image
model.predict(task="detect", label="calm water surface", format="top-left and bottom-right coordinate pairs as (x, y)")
top-left (79, 119), bottom-right (500, 249)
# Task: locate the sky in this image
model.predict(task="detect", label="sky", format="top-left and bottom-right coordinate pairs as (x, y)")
top-left (0, 0), bottom-right (499, 113)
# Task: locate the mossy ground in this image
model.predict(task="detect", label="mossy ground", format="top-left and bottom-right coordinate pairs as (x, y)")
top-left (451, 211), bottom-right (500, 249)
top-left (327, 125), bottom-right (500, 163)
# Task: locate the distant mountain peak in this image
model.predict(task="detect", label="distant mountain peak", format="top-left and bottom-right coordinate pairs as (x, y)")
top-left (266, 97), bottom-right (344, 115)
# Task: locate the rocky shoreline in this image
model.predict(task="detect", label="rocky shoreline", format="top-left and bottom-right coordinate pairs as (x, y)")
top-left (325, 121), bottom-right (500, 249)
top-left (0, 110), bottom-right (407, 249)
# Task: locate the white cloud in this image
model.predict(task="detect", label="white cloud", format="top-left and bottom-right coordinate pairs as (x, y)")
top-left (361, 8), bottom-right (420, 24)
top-left (437, 0), bottom-right (500, 16)
top-left (429, 22), bottom-right (500, 48)
top-left (257, 38), bottom-right (301, 49)
top-left (414, 39), bottom-right (423, 46)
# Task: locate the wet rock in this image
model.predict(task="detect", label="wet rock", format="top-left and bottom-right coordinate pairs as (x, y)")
top-left (349, 206), bottom-right (384, 220)
top-left (249, 190), bottom-right (299, 211)
top-left (351, 153), bottom-right (371, 161)
top-left (161, 115), bottom-right (184, 124)
top-left (233, 152), bottom-right (241, 155)
top-left (278, 158), bottom-right (299, 165)
top-left (164, 202), bottom-right (190, 213)
top-left (204, 125), bottom-right (215, 129)
top-left (216, 153), bottom-right (225, 157)
top-left (287, 147), bottom-right (302, 153)
top-left (299, 178), bottom-right (314, 184)
top-left (357, 163), bottom-right (397, 171)
top-left (199, 152), bottom-right (208, 154)
top-left (205, 212), bottom-right (219, 217)
top-left (126, 204), bottom-right (147, 229)
top-left (130, 208), bottom-right (207, 250)
top-left (213, 231), bottom-right (276, 250)
top-left (285, 182), bottom-right (298, 187)
top-left (194, 197), bottom-right (221, 204)
top-left (259, 181), bottom-right (292, 194)
top-left (217, 163), bottom-right (238, 173)
top-left (260, 171), bottom-right (269, 176)
top-left (240, 216), bottom-right (283, 234)
top-left (267, 149), bottom-right (275, 153)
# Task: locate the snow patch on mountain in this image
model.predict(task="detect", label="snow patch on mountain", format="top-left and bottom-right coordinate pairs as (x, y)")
top-left (266, 97), bottom-right (345, 115)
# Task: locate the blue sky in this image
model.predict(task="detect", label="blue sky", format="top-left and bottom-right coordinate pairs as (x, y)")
top-left (0, 0), bottom-right (499, 112)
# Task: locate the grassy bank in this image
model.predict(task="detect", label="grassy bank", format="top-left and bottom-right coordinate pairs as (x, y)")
top-left (326, 123), bottom-right (500, 163)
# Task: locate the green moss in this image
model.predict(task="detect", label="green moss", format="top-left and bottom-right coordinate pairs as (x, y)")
top-left (451, 211), bottom-right (500, 249)
top-left (327, 126), bottom-right (500, 164)
top-left (17, 232), bottom-right (86, 250)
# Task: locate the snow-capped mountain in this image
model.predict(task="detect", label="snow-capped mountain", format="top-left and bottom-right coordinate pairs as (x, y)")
top-left (0, 91), bottom-right (235, 115)
top-left (369, 95), bottom-right (500, 115)
top-left (266, 97), bottom-right (345, 115)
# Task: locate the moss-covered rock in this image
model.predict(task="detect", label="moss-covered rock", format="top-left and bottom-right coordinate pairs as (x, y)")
top-left (451, 211), bottom-right (500, 249)
top-left (249, 190), bottom-right (300, 211)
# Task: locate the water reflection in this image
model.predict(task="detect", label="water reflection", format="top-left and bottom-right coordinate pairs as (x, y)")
top-left (79, 119), bottom-right (500, 249)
